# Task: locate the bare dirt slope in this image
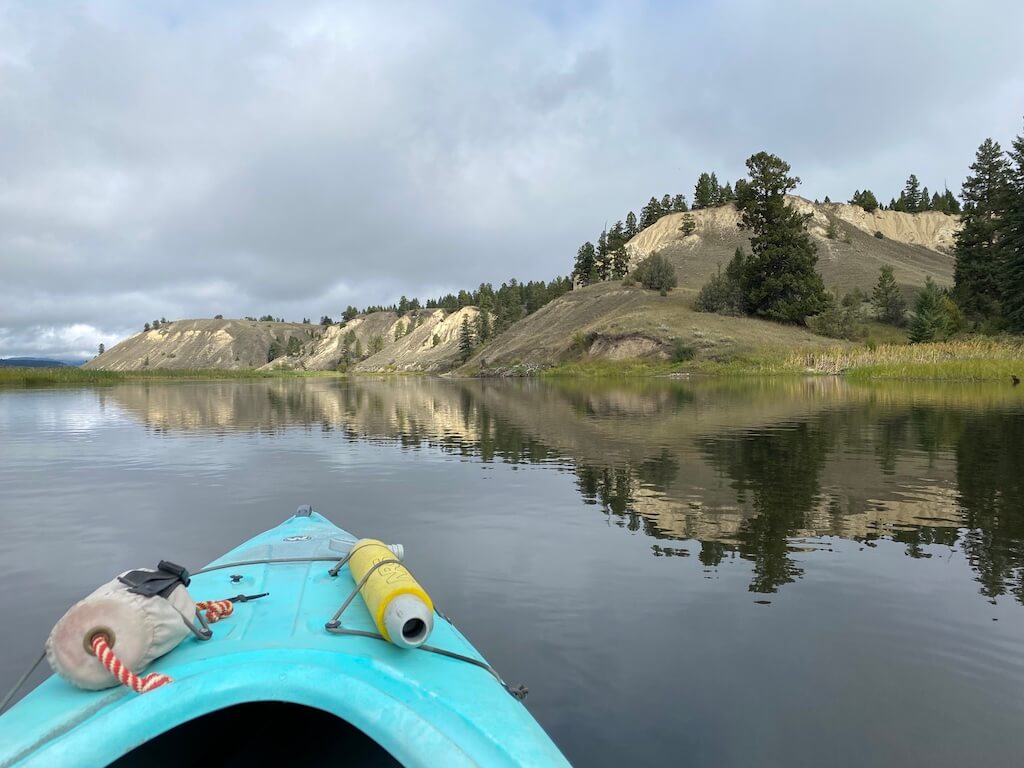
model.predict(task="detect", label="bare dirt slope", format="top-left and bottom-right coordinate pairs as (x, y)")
top-left (628, 197), bottom-right (955, 296)
top-left (84, 319), bottom-right (321, 370)
top-left (352, 307), bottom-right (478, 372)
top-left (260, 307), bottom-right (478, 373)
top-left (89, 309), bottom-right (477, 373)
top-left (262, 311), bottom-right (405, 371)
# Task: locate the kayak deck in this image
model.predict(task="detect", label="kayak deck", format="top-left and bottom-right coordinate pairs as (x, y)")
top-left (0, 510), bottom-right (569, 767)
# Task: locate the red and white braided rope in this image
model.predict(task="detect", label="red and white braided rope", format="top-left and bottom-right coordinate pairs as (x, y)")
top-left (196, 599), bottom-right (234, 623)
top-left (88, 599), bottom-right (234, 694)
top-left (90, 635), bottom-right (173, 694)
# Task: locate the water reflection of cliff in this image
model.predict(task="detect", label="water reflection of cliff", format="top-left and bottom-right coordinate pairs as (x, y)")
top-left (105, 377), bottom-right (1024, 602)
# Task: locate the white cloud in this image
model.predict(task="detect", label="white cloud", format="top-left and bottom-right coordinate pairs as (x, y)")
top-left (1, 0), bottom-right (1023, 357)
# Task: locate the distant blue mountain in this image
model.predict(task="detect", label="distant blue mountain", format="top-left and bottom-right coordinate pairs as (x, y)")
top-left (0, 357), bottom-right (75, 368)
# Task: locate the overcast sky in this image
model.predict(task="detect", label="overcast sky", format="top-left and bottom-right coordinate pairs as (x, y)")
top-left (1, 0), bottom-right (1023, 358)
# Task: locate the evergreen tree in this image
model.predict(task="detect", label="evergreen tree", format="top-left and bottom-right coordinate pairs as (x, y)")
top-left (679, 213), bottom-right (696, 236)
top-left (709, 173), bottom-right (721, 205)
top-left (343, 306), bottom-right (358, 321)
top-left (908, 278), bottom-right (950, 343)
top-left (671, 194), bottom-right (687, 212)
top-left (871, 265), bottom-right (906, 325)
top-left (144, 322), bottom-right (150, 332)
top-left (931, 191), bottom-right (944, 213)
top-left (889, 197), bottom-right (898, 210)
top-left (97, 343), bottom-right (105, 355)
top-left (943, 189), bottom-right (961, 214)
top-left (693, 173), bottom-right (715, 209)
top-left (660, 194), bottom-right (672, 214)
top-left (920, 186), bottom-right (930, 211)
top-left (1003, 125), bottom-right (1024, 333)
top-left (625, 211), bottom-right (638, 238)
top-left (640, 197), bottom-right (662, 229)
top-left (610, 247), bottom-right (630, 279)
top-left (598, 230), bottom-right (614, 281)
top-left (574, 241), bottom-right (596, 285)
top-left (903, 175), bottom-right (922, 212)
top-left (720, 182), bottom-right (735, 202)
top-left (607, 221), bottom-right (627, 252)
top-left (737, 152), bottom-right (826, 323)
top-left (475, 309), bottom-right (492, 342)
top-left (267, 338), bottom-right (283, 362)
top-left (458, 316), bottom-right (475, 361)
top-left (849, 189), bottom-right (879, 212)
top-left (953, 138), bottom-right (1012, 319)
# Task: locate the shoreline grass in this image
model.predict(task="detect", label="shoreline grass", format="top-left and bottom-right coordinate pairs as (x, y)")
top-left (536, 338), bottom-right (1024, 381)
top-left (5, 338), bottom-right (1022, 386)
top-left (0, 367), bottom-right (344, 388)
top-left (789, 338), bottom-right (1024, 381)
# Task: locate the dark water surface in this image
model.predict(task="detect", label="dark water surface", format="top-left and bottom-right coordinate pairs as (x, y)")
top-left (2, 377), bottom-right (1024, 766)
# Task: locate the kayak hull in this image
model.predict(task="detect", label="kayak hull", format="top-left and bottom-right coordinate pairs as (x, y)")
top-left (0, 511), bottom-right (570, 767)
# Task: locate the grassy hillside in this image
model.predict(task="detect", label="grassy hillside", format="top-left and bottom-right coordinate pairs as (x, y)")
top-left (462, 281), bottom-right (844, 372)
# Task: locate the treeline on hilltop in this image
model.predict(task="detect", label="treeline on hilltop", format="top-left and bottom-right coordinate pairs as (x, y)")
top-left (572, 171), bottom-right (740, 286)
top-left (326, 276), bottom-right (573, 368)
top-left (333, 276), bottom-right (572, 330)
top-left (842, 175), bottom-right (960, 214)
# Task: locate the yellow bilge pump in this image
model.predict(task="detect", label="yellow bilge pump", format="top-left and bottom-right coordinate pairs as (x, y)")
top-left (347, 539), bottom-right (434, 648)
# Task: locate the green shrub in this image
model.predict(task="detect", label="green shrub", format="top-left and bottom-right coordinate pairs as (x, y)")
top-left (842, 288), bottom-right (867, 307)
top-left (630, 253), bottom-right (677, 294)
top-left (671, 339), bottom-right (695, 362)
top-left (807, 294), bottom-right (864, 340)
top-left (695, 249), bottom-right (746, 315)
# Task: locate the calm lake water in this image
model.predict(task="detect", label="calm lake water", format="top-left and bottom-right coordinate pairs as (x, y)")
top-left (2, 376), bottom-right (1024, 766)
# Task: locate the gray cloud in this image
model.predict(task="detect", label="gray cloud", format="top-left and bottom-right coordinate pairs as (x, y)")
top-left (1, 0), bottom-right (1023, 358)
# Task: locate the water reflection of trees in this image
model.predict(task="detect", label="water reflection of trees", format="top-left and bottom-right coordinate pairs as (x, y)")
top-left (956, 414), bottom-right (1024, 602)
top-left (107, 378), bottom-right (1024, 604)
top-left (575, 405), bottom-right (1024, 603)
top-left (698, 422), bottom-right (832, 593)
